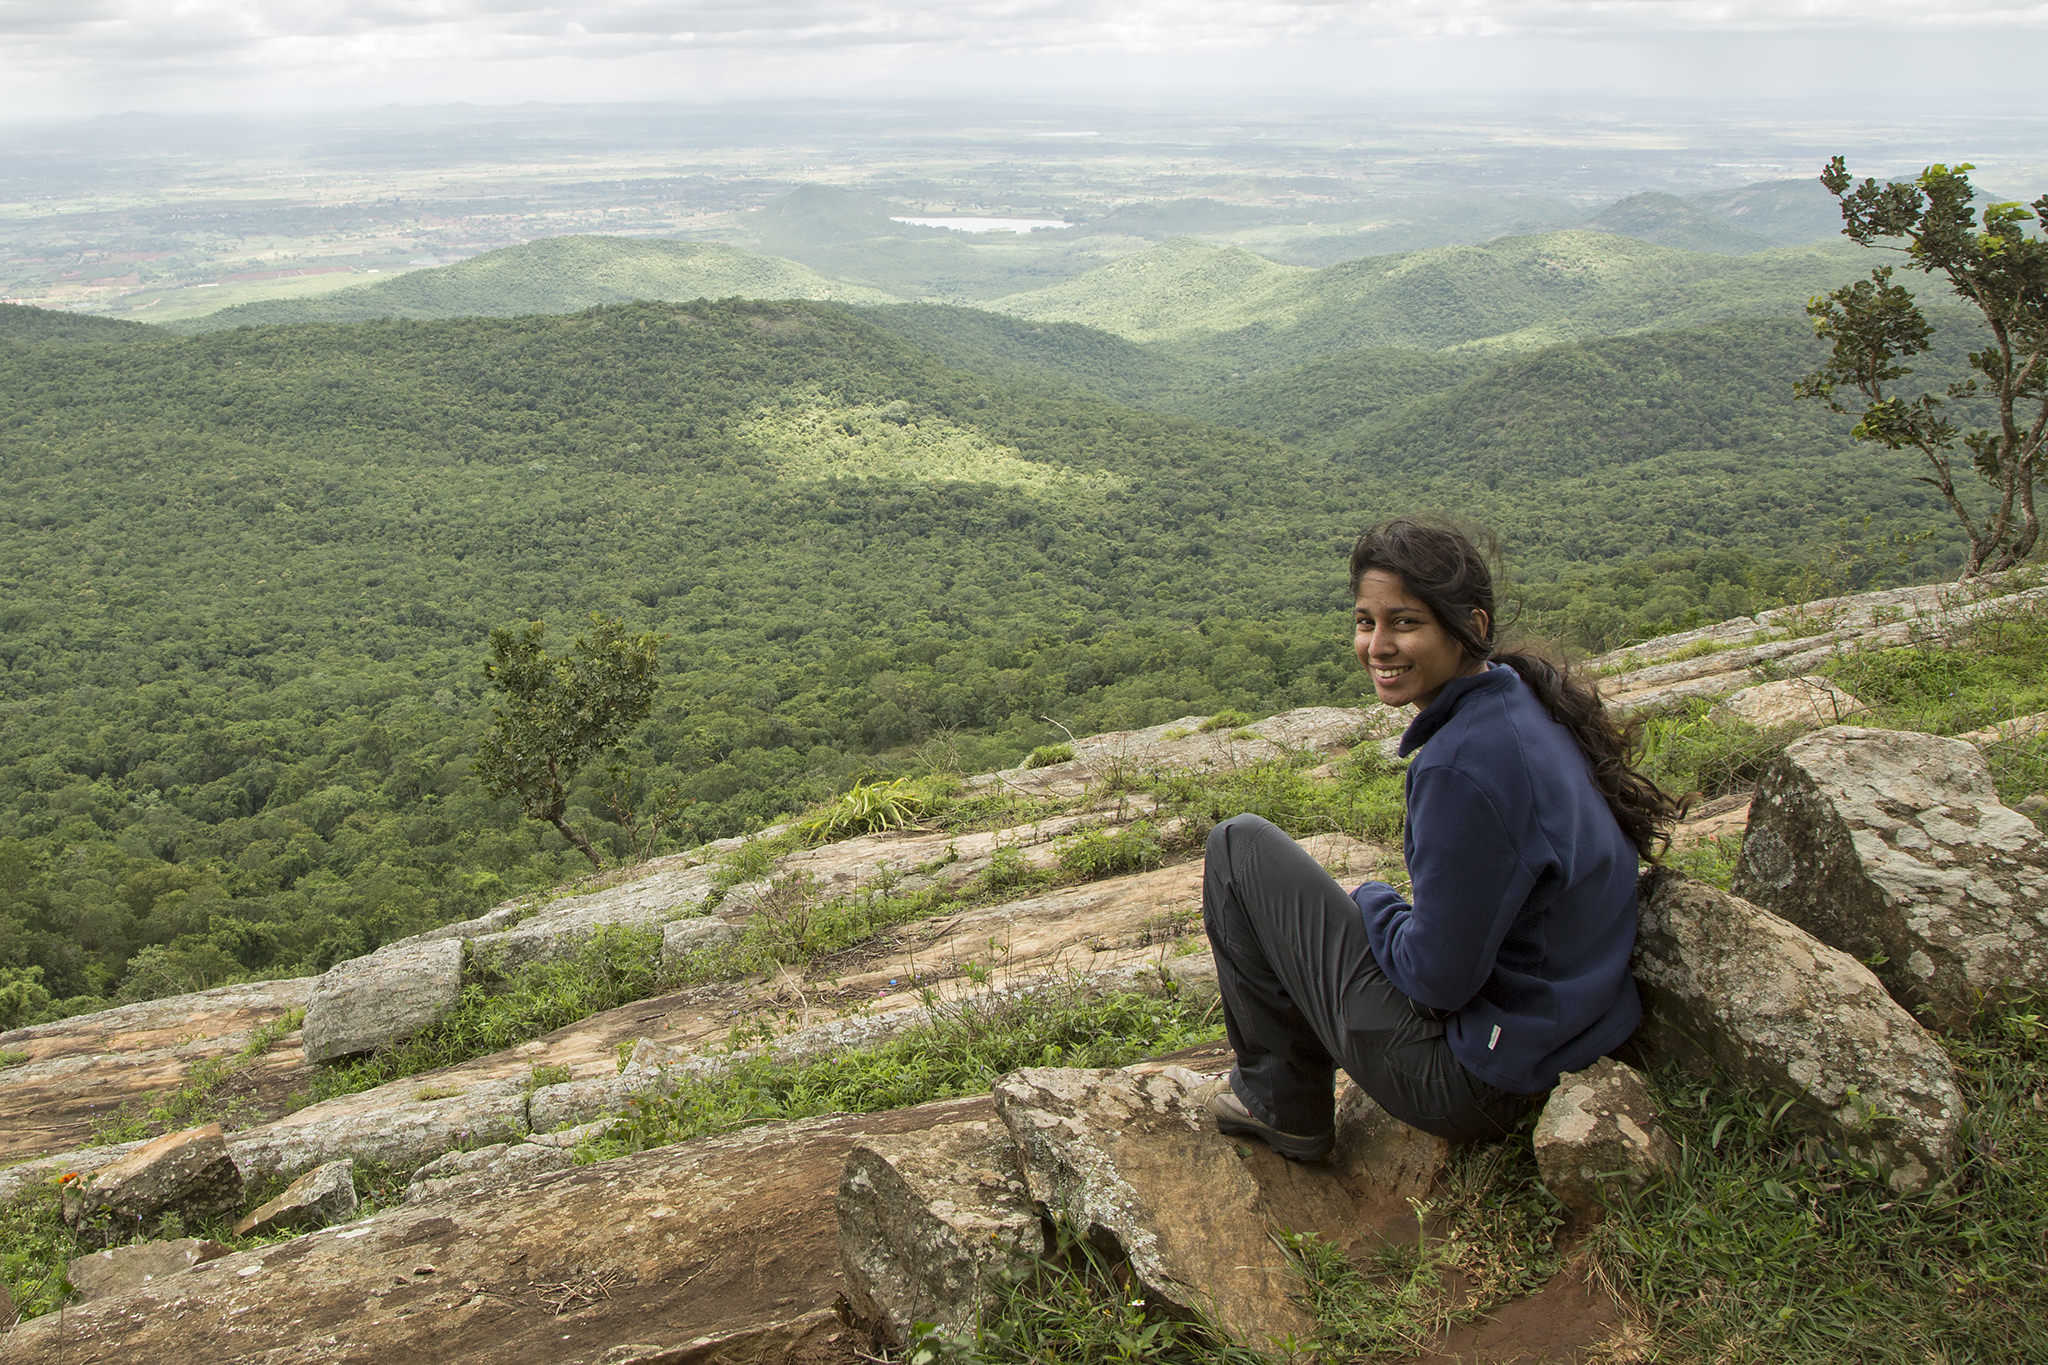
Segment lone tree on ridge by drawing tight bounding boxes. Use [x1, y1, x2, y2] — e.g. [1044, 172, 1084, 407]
[477, 613, 661, 869]
[1797, 156, 2047, 576]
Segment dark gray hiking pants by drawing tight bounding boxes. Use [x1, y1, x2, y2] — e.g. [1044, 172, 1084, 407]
[1201, 813, 1538, 1143]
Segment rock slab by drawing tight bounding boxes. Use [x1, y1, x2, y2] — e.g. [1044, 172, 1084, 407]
[235, 1159, 357, 1236]
[1734, 726, 2048, 1029]
[7, 1100, 985, 1364]
[67, 1238, 231, 1302]
[837, 1118, 1043, 1348]
[1633, 873, 1965, 1193]
[1709, 676, 1867, 732]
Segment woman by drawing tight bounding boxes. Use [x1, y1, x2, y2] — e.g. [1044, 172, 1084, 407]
[1201, 518, 1682, 1156]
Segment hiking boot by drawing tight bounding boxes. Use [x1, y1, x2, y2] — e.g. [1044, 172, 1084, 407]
[1196, 1077, 1333, 1162]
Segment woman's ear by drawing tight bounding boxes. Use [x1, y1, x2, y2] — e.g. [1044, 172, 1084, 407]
[1470, 608, 1491, 644]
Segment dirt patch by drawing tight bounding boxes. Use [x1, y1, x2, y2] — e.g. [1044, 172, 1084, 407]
[1409, 1260, 1627, 1365]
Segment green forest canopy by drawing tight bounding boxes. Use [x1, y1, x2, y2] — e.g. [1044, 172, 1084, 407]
[0, 239, 1964, 1021]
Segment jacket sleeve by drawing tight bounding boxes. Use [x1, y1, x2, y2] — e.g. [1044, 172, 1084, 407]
[1353, 764, 1539, 1012]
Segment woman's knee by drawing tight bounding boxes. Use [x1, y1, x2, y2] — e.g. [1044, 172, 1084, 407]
[1206, 812, 1279, 864]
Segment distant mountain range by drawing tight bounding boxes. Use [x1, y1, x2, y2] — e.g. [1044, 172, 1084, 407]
[164, 176, 1859, 336]
[171, 237, 897, 333]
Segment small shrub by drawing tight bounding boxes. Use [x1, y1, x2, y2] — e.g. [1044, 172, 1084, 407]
[1024, 742, 1075, 768]
[1985, 732, 2048, 829]
[797, 777, 928, 844]
[526, 1062, 572, 1090]
[1054, 822, 1166, 879]
[976, 844, 1049, 897]
[709, 834, 786, 901]
[0, 1047, 27, 1069]
[1663, 833, 1744, 890]
[1199, 710, 1253, 733]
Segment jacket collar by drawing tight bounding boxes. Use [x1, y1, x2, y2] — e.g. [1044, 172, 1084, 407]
[1397, 663, 1512, 757]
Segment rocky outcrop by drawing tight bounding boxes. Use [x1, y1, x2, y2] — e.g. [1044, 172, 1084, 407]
[1533, 1059, 1677, 1219]
[301, 939, 465, 1064]
[1733, 726, 2048, 1029]
[837, 1119, 1042, 1349]
[0, 977, 311, 1164]
[235, 1159, 357, 1236]
[1632, 873, 1965, 1193]
[5, 1099, 985, 1364]
[994, 1065, 1316, 1347]
[228, 1078, 532, 1186]
[61, 1124, 243, 1242]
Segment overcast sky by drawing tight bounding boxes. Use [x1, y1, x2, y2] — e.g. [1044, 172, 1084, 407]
[3, 1, 2045, 121]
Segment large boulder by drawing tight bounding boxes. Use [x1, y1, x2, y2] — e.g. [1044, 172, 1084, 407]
[1632, 873, 1965, 1193]
[1733, 726, 2048, 1028]
[837, 1119, 1042, 1349]
[61, 1123, 243, 1241]
[301, 939, 465, 1064]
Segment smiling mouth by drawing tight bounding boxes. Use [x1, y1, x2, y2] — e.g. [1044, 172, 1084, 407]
[1371, 665, 1409, 681]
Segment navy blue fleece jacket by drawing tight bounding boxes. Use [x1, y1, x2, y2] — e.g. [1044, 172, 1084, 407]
[1350, 665, 1641, 1094]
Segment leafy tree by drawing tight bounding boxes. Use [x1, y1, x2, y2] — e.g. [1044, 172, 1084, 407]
[477, 614, 662, 869]
[1798, 157, 2048, 575]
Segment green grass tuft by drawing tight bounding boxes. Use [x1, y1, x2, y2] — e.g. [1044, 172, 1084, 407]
[582, 986, 1222, 1160]
[910, 1217, 1267, 1364]
[1589, 1002, 2048, 1362]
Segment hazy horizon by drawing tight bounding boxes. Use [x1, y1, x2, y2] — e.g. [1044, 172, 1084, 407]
[6, 1, 2045, 125]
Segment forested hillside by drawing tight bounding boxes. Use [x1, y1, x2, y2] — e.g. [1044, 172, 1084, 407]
[0, 203, 1982, 1025]
[0, 299, 1358, 1018]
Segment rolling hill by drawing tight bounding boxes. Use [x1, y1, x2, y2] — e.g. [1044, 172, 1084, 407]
[989, 230, 1874, 368]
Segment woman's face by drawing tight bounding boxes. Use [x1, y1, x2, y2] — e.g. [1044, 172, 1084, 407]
[1353, 570, 1485, 709]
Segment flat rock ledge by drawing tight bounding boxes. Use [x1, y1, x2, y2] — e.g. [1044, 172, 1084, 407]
[1633, 873, 1965, 1193]
[5, 1101, 984, 1364]
[1733, 725, 2048, 1029]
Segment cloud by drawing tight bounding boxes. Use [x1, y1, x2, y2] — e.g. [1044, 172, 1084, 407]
[4, 0, 2044, 114]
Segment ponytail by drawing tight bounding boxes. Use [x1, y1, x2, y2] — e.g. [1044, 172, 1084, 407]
[1494, 650, 1686, 860]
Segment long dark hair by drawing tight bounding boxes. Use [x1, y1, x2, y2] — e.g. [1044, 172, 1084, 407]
[1348, 518, 1684, 859]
